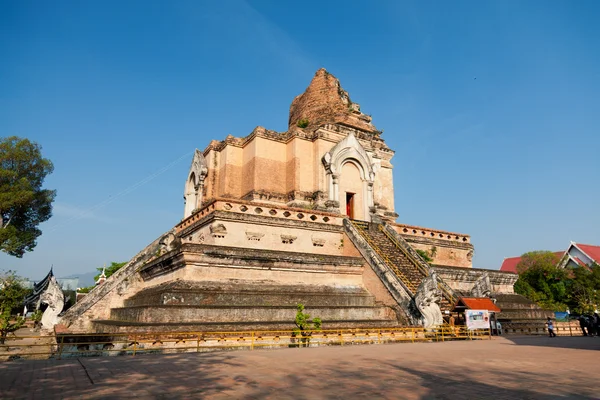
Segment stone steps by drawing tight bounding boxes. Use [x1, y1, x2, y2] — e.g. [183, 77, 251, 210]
[496, 309, 553, 319]
[355, 225, 423, 293]
[101, 279, 400, 332]
[125, 288, 376, 308]
[91, 319, 402, 334]
[353, 222, 453, 312]
[110, 305, 395, 324]
[494, 293, 553, 324]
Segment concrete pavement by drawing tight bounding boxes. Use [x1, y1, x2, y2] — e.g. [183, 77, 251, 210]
[1, 336, 599, 399]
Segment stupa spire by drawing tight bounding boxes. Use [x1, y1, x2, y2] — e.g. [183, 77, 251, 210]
[288, 68, 378, 133]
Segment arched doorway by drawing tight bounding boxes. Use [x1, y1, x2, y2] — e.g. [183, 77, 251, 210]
[339, 161, 364, 220]
[322, 132, 375, 222]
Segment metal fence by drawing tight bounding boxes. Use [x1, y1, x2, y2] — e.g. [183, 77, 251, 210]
[1, 325, 490, 361]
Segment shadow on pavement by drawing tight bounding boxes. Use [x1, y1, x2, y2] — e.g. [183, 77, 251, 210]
[380, 362, 594, 400]
[0, 351, 244, 399]
[501, 335, 600, 351]
[243, 354, 596, 400]
[1, 340, 598, 399]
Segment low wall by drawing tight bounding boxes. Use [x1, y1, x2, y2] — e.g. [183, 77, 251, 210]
[503, 321, 586, 336]
[391, 223, 473, 269]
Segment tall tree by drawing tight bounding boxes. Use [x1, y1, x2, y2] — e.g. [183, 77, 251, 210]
[566, 262, 600, 314]
[0, 136, 56, 257]
[514, 251, 568, 310]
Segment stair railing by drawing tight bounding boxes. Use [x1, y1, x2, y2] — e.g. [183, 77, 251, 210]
[349, 220, 417, 294]
[379, 224, 457, 306]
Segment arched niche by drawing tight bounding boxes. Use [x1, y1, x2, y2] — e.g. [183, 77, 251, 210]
[183, 149, 208, 218]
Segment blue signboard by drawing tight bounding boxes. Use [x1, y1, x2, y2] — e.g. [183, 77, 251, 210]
[554, 312, 569, 321]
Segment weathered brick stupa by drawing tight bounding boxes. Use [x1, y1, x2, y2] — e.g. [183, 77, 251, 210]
[60, 69, 526, 334]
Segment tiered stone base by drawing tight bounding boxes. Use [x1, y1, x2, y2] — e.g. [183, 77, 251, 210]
[92, 281, 400, 333]
[494, 293, 553, 330]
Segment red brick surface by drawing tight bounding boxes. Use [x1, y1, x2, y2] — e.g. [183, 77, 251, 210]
[288, 69, 377, 133]
[1, 336, 599, 399]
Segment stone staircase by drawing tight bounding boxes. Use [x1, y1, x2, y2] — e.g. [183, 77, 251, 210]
[348, 220, 455, 312]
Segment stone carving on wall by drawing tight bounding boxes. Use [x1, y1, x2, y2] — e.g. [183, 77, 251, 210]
[311, 236, 326, 247]
[324, 200, 340, 210]
[162, 294, 185, 305]
[414, 273, 443, 328]
[184, 149, 209, 218]
[210, 223, 227, 238]
[40, 276, 65, 332]
[245, 231, 265, 241]
[281, 234, 296, 244]
[471, 272, 492, 298]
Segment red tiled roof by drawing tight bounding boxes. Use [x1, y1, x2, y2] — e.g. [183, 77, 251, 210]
[456, 297, 501, 313]
[500, 251, 564, 273]
[553, 251, 566, 259]
[575, 243, 600, 264]
[500, 256, 521, 273]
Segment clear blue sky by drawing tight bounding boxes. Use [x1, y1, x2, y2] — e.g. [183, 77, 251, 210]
[1, 1, 599, 281]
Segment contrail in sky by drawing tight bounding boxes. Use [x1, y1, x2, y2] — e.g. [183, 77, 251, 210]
[47, 151, 193, 233]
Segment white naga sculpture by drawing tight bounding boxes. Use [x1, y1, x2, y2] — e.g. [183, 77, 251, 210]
[158, 230, 182, 255]
[414, 273, 443, 328]
[40, 276, 65, 332]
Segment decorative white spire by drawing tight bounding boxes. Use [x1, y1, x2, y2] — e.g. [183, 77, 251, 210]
[95, 265, 107, 285]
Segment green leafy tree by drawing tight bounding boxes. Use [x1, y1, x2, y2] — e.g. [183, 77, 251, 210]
[514, 251, 568, 310]
[0, 136, 56, 257]
[93, 261, 127, 281]
[0, 271, 29, 344]
[565, 262, 600, 314]
[514, 251, 600, 314]
[293, 303, 322, 347]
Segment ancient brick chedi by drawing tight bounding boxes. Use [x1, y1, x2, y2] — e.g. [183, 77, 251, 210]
[61, 69, 520, 333]
[188, 68, 395, 223]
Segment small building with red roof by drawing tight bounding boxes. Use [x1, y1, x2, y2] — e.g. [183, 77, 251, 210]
[454, 297, 501, 313]
[560, 242, 600, 269]
[500, 242, 600, 273]
[500, 251, 564, 273]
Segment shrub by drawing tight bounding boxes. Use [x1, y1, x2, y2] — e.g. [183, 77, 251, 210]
[292, 303, 322, 347]
[297, 118, 309, 128]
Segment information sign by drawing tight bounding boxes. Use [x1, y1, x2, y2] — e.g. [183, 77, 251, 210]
[465, 309, 490, 330]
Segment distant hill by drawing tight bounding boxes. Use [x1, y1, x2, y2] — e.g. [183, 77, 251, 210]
[61, 270, 97, 287]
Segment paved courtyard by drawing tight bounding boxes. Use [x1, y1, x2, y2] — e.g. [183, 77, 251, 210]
[1, 336, 599, 399]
